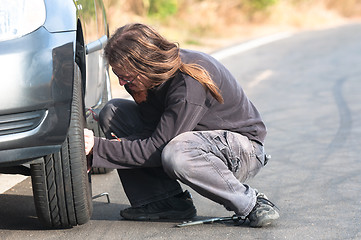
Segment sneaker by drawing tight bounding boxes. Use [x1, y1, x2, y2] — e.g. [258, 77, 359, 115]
[247, 191, 279, 227]
[120, 190, 197, 220]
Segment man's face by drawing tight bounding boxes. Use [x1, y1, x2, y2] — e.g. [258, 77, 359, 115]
[111, 66, 148, 92]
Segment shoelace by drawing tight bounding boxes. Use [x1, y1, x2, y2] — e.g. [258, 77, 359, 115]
[256, 195, 280, 211]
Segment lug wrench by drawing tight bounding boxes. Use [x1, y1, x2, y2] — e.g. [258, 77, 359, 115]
[176, 215, 246, 227]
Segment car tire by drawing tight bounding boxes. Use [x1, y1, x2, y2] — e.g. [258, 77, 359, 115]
[30, 63, 92, 228]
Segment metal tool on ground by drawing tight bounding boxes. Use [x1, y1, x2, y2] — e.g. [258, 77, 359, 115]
[176, 215, 246, 227]
[92, 192, 111, 203]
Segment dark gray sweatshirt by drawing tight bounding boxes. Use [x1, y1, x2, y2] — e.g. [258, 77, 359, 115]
[92, 49, 266, 169]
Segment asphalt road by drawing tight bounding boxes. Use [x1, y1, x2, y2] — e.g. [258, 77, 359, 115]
[1, 22, 361, 240]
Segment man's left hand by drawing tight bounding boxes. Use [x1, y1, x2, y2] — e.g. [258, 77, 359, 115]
[84, 128, 95, 155]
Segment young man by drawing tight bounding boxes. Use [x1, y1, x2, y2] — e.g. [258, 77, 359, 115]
[84, 23, 279, 227]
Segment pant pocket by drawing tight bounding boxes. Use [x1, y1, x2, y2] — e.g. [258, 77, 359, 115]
[214, 132, 242, 173]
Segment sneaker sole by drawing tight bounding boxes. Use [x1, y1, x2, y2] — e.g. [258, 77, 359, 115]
[249, 212, 279, 228]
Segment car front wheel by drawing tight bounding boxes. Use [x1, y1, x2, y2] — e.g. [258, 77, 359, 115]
[30, 63, 92, 228]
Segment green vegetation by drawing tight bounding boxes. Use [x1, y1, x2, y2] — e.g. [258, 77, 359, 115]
[147, 0, 178, 19]
[244, 0, 279, 11]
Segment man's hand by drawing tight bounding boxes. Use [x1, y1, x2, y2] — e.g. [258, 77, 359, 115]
[84, 128, 95, 155]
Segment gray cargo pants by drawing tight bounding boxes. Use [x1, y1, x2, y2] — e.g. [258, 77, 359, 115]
[162, 130, 265, 216]
[99, 98, 265, 216]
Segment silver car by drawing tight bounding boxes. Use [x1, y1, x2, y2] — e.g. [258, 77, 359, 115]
[0, 0, 111, 228]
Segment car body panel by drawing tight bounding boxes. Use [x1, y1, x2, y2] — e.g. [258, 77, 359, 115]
[0, 28, 74, 164]
[43, 0, 77, 33]
[78, 0, 109, 108]
[0, 27, 74, 114]
[0, 0, 110, 166]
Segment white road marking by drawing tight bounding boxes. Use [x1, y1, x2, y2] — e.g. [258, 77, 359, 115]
[0, 174, 28, 194]
[248, 69, 274, 89]
[212, 32, 292, 61]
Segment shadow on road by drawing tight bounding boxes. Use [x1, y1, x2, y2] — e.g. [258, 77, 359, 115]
[0, 193, 131, 230]
[0, 194, 45, 230]
[91, 201, 128, 221]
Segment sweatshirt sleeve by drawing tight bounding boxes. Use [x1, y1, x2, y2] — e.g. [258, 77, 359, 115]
[91, 80, 208, 169]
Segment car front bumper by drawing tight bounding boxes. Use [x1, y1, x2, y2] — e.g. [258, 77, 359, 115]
[0, 26, 76, 165]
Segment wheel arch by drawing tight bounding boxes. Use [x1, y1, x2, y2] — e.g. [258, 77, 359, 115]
[75, 19, 87, 94]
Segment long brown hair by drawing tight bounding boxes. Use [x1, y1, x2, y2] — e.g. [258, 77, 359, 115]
[104, 23, 224, 103]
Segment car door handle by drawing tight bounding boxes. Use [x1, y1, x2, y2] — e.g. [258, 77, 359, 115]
[85, 35, 108, 55]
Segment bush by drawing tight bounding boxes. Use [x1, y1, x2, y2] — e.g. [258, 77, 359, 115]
[147, 0, 178, 19]
[244, 0, 279, 11]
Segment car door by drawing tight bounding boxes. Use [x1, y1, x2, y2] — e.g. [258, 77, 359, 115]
[77, 0, 109, 108]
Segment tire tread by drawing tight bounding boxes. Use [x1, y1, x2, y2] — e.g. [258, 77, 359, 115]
[30, 63, 92, 228]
